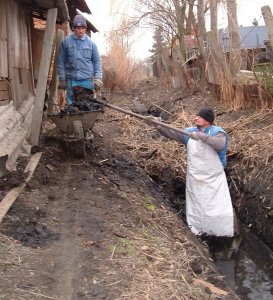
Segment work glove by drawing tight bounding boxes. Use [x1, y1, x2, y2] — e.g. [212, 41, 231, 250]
[58, 80, 66, 89]
[189, 132, 203, 140]
[94, 79, 103, 91]
[189, 131, 200, 141]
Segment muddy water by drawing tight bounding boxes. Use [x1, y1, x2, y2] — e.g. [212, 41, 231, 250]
[211, 231, 273, 300]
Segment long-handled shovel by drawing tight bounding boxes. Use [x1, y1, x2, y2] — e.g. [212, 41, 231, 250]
[93, 97, 190, 136]
[0, 155, 9, 178]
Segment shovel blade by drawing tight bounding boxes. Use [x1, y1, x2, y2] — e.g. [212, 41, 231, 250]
[0, 155, 9, 178]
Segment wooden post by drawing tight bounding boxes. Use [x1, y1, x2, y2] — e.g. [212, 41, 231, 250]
[29, 8, 57, 145]
[48, 29, 64, 114]
[261, 6, 273, 47]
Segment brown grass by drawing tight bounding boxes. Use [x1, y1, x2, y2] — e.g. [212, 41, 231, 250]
[102, 189, 228, 299]
[211, 71, 273, 111]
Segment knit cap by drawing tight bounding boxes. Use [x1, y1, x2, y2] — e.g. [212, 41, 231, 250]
[197, 107, 215, 124]
[73, 15, 87, 28]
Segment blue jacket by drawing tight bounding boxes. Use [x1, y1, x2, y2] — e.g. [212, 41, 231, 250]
[57, 33, 102, 81]
[183, 125, 228, 167]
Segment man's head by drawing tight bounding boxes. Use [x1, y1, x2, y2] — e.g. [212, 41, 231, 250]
[73, 15, 87, 38]
[194, 107, 215, 128]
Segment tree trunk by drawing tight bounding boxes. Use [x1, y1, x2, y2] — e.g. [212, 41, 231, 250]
[227, 0, 241, 76]
[197, 0, 207, 88]
[261, 6, 273, 49]
[210, 0, 217, 40]
[207, 0, 219, 83]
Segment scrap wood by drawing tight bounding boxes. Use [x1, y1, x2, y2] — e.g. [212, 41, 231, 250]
[193, 278, 228, 296]
[0, 152, 42, 224]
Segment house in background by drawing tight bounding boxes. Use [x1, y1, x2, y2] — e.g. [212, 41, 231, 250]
[218, 25, 269, 70]
[0, 0, 97, 172]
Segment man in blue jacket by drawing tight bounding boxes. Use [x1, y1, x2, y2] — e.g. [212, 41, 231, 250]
[57, 15, 103, 104]
[147, 108, 234, 237]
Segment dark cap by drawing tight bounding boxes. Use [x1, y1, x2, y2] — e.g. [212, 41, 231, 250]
[197, 107, 215, 124]
[73, 15, 87, 28]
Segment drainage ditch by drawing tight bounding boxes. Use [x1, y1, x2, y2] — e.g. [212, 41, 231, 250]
[154, 174, 273, 300]
[210, 224, 273, 300]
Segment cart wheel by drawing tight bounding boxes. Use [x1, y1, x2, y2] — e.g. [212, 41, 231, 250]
[73, 120, 84, 139]
[73, 121, 85, 158]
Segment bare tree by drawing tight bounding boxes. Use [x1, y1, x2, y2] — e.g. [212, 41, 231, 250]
[196, 0, 207, 87]
[226, 0, 241, 75]
[132, 0, 198, 85]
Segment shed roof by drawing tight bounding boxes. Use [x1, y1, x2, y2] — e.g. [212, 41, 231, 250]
[66, 0, 91, 15]
[20, 0, 98, 33]
[19, 0, 69, 23]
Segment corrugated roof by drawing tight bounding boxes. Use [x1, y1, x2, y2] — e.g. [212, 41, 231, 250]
[218, 26, 269, 51]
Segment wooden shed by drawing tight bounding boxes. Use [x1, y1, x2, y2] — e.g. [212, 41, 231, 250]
[0, 0, 96, 171]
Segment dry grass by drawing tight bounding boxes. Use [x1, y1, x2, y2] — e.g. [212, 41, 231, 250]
[0, 233, 34, 266]
[207, 54, 273, 111]
[109, 106, 273, 184]
[223, 110, 273, 167]
[112, 113, 188, 181]
[101, 192, 229, 299]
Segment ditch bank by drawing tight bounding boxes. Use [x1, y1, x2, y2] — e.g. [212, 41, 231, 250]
[0, 131, 239, 299]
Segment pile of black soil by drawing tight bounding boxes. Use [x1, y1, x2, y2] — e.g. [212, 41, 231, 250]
[1, 202, 59, 248]
[56, 100, 104, 115]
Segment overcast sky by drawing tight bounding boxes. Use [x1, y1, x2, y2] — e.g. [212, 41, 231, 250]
[86, 0, 272, 59]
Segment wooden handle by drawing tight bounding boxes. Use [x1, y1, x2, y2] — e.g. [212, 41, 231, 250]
[95, 98, 190, 136]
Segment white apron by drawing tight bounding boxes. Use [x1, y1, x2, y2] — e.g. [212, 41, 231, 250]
[186, 137, 234, 236]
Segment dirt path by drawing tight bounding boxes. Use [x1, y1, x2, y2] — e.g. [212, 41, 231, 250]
[0, 114, 239, 300]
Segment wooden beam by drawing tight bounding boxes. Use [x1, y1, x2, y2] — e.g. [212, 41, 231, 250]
[48, 29, 64, 114]
[0, 91, 9, 100]
[261, 6, 273, 48]
[29, 8, 57, 145]
[0, 152, 42, 224]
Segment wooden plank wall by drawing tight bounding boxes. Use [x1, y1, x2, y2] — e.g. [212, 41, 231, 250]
[32, 29, 45, 81]
[8, 0, 33, 108]
[0, 0, 8, 78]
[0, 80, 10, 106]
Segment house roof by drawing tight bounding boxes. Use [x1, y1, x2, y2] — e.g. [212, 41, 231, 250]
[218, 26, 269, 51]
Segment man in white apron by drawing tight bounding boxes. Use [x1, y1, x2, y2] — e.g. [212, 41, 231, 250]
[148, 108, 234, 237]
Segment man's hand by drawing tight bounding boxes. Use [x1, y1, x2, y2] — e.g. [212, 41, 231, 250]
[189, 132, 200, 140]
[94, 79, 103, 91]
[58, 80, 66, 89]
